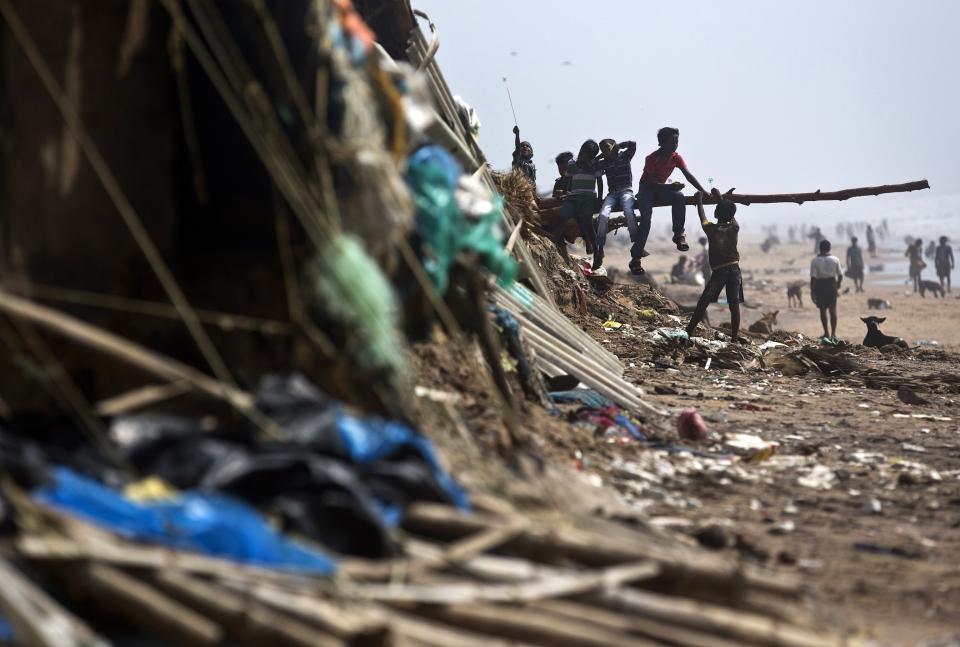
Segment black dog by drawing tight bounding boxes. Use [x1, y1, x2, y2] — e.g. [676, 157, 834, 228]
[867, 298, 891, 310]
[919, 280, 945, 298]
[860, 316, 908, 349]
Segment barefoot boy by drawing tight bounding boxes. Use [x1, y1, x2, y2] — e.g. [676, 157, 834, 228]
[686, 190, 742, 340]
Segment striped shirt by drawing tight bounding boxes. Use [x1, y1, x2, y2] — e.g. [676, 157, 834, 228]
[564, 159, 602, 198]
[599, 141, 636, 191]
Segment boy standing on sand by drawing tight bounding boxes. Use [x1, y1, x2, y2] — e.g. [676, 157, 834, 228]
[633, 127, 709, 275]
[811, 240, 843, 341]
[906, 239, 925, 293]
[686, 190, 742, 341]
[845, 236, 865, 293]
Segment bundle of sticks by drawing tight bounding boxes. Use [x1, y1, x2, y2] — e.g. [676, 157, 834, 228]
[7, 496, 848, 647]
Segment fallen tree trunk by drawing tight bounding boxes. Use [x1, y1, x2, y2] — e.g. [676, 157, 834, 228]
[538, 179, 930, 227]
[679, 179, 929, 206]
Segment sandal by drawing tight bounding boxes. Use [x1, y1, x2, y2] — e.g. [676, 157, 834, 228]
[672, 234, 689, 252]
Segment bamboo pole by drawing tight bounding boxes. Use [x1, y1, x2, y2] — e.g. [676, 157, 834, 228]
[80, 564, 223, 646]
[0, 289, 255, 414]
[149, 572, 345, 647]
[0, 557, 107, 647]
[493, 284, 622, 373]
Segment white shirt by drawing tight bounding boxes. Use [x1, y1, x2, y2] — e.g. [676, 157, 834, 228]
[810, 254, 843, 279]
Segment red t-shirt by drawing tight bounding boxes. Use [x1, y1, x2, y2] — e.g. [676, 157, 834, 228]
[640, 151, 687, 184]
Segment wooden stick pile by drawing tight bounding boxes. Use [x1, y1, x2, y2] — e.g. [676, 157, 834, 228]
[9, 499, 849, 646]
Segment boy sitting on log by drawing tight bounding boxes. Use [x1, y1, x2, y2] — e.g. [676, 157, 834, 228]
[547, 140, 604, 256]
[685, 190, 743, 342]
[594, 139, 638, 273]
[634, 127, 709, 275]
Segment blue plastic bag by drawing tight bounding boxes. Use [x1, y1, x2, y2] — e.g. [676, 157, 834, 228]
[34, 467, 335, 574]
[335, 410, 470, 511]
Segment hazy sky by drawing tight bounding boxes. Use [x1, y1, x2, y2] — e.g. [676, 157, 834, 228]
[412, 0, 959, 236]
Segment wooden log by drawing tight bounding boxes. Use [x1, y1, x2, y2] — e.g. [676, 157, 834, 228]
[692, 180, 930, 206]
[80, 564, 223, 646]
[217, 579, 391, 644]
[392, 602, 662, 647]
[401, 542, 828, 644]
[346, 560, 659, 605]
[149, 571, 345, 647]
[541, 179, 930, 224]
[586, 587, 840, 647]
[0, 557, 107, 647]
[401, 504, 802, 598]
[17, 533, 317, 587]
[382, 607, 541, 647]
[534, 599, 748, 647]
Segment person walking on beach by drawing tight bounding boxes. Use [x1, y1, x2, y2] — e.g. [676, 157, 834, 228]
[845, 236, 865, 293]
[906, 239, 925, 293]
[686, 190, 743, 342]
[808, 226, 824, 254]
[696, 236, 711, 281]
[810, 240, 843, 341]
[866, 224, 877, 258]
[935, 236, 955, 293]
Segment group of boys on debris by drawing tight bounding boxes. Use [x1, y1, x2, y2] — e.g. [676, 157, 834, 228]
[512, 126, 746, 341]
[512, 126, 956, 345]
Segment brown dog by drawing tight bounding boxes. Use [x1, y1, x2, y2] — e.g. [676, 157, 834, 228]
[786, 282, 803, 308]
[748, 310, 779, 334]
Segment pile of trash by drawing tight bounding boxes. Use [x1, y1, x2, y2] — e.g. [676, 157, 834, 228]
[0, 0, 862, 644]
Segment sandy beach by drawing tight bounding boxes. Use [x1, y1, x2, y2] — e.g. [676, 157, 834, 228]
[602, 231, 960, 350]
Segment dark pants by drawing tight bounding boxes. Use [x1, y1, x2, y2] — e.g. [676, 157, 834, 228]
[636, 184, 686, 252]
[548, 194, 596, 251]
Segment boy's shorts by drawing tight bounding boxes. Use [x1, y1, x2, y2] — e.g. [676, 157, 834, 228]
[559, 193, 596, 218]
[701, 265, 744, 304]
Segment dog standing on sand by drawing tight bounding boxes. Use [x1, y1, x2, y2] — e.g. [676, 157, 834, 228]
[919, 279, 945, 298]
[786, 282, 803, 308]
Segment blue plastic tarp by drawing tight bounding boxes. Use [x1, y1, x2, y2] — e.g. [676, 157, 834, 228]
[335, 410, 470, 511]
[34, 467, 336, 575]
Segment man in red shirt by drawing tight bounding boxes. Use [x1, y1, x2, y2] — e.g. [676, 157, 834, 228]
[631, 127, 709, 275]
